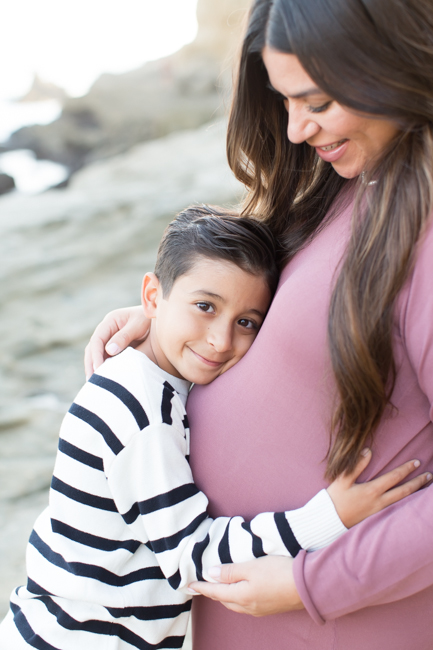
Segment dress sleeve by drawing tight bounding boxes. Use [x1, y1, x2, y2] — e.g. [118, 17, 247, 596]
[107, 419, 346, 592]
[293, 223, 433, 624]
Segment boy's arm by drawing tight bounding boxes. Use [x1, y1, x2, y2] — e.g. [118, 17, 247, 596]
[106, 419, 342, 590]
[106, 412, 426, 592]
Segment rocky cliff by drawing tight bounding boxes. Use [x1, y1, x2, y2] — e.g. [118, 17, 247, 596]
[7, 0, 250, 173]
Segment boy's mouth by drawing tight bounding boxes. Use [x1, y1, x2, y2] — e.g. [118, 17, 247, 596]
[189, 348, 225, 368]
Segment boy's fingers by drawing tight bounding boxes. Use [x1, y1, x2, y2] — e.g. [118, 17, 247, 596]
[380, 471, 432, 507]
[370, 460, 421, 494]
[343, 448, 372, 484]
[187, 580, 244, 604]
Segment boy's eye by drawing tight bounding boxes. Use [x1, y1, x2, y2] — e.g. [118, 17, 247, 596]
[238, 318, 258, 330]
[196, 302, 215, 313]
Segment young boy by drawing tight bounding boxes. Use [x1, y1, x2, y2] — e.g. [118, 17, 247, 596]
[0, 206, 423, 650]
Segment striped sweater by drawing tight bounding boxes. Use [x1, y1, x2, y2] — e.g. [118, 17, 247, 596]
[1, 348, 346, 650]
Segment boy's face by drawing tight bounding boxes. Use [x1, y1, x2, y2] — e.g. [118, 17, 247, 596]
[139, 258, 272, 384]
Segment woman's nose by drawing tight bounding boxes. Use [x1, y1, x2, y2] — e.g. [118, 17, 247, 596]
[286, 106, 320, 144]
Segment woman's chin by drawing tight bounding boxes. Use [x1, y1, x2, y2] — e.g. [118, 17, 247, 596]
[331, 162, 363, 179]
[330, 154, 365, 179]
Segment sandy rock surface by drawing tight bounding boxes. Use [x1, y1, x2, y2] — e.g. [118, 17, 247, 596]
[0, 118, 243, 624]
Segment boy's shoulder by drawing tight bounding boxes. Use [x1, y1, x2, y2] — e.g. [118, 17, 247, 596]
[82, 348, 190, 434]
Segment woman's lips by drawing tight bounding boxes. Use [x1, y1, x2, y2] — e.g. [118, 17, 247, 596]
[314, 139, 349, 163]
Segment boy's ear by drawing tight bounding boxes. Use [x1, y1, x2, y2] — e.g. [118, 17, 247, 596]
[141, 273, 161, 318]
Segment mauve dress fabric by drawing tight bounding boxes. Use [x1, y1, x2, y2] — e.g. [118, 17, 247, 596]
[187, 196, 433, 650]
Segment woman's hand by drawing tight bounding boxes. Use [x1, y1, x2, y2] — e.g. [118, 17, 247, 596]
[187, 556, 303, 616]
[84, 306, 150, 378]
[327, 449, 432, 528]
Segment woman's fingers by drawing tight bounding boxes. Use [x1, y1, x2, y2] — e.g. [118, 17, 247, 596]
[83, 306, 149, 379]
[84, 314, 123, 378]
[103, 307, 150, 354]
[188, 557, 303, 616]
[84, 341, 104, 379]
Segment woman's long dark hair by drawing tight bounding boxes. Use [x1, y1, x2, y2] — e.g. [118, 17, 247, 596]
[227, 0, 433, 478]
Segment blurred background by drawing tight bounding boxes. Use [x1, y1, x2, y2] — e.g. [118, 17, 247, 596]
[0, 0, 250, 639]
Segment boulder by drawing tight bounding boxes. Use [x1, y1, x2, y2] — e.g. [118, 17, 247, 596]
[0, 173, 15, 195]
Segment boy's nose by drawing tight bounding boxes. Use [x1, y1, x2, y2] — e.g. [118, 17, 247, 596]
[207, 323, 233, 353]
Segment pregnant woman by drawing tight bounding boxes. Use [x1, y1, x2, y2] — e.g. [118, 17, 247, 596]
[86, 0, 433, 648]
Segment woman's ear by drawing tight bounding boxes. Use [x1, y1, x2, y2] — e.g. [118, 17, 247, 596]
[141, 273, 161, 319]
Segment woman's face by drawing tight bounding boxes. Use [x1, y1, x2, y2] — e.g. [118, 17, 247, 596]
[262, 46, 400, 179]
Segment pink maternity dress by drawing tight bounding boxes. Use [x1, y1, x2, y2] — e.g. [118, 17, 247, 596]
[187, 194, 433, 650]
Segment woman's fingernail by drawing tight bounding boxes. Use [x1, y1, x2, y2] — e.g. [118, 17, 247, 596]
[426, 473, 432, 481]
[106, 343, 120, 355]
[361, 448, 370, 457]
[414, 460, 421, 468]
[186, 588, 199, 595]
[208, 567, 221, 580]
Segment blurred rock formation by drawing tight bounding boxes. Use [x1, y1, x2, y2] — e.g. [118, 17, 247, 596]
[18, 75, 68, 103]
[7, 0, 250, 173]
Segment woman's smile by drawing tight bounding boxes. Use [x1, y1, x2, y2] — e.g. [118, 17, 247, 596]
[314, 139, 349, 163]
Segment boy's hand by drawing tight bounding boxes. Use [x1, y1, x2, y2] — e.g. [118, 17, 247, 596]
[327, 449, 432, 528]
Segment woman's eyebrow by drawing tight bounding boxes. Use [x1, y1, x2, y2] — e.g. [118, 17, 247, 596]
[266, 81, 324, 99]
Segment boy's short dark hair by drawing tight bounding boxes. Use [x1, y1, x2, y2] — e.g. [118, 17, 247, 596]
[155, 205, 279, 298]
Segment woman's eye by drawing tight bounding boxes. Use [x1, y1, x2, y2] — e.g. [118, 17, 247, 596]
[238, 318, 257, 330]
[308, 101, 332, 114]
[196, 302, 214, 313]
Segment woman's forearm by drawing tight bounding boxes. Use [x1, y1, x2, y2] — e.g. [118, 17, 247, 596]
[294, 484, 433, 623]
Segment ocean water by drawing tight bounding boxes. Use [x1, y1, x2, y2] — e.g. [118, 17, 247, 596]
[0, 99, 68, 194]
[0, 99, 61, 142]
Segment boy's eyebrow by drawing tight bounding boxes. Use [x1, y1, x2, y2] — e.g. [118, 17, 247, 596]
[190, 290, 224, 301]
[190, 290, 266, 318]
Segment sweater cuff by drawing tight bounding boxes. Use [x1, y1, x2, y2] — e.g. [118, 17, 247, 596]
[293, 549, 325, 625]
[289, 489, 347, 552]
